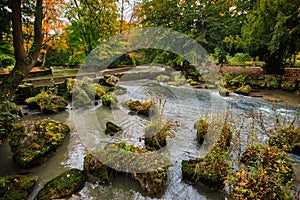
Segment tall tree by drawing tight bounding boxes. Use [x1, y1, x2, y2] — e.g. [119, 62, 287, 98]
[0, 0, 43, 100]
[241, 0, 300, 74]
[65, 0, 118, 64]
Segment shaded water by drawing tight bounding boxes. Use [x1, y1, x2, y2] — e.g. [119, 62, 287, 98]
[0, 79, 299, 200]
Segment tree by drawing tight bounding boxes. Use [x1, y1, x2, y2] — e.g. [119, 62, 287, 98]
[0, 0, 43, 101]
[241, 0, 300, 74]
[65, 0, 119, 64]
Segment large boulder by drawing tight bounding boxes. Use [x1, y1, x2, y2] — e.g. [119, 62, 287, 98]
[25, 91, 67, 113]
[94, 142, 172, 197]
[9, 119, 70, 167]
[36, 168, 87, 200]
[0, 175, 37, 200]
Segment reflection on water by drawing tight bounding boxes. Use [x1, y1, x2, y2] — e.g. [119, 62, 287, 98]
[0, 80, 299, 200]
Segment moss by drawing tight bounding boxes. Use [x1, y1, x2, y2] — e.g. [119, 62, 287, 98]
[195, 119, 209, 145]
[125, 99, 154, 116]
[234, 85, 251, 96]
[101, 93, 119, 109]
[105, 75, 120, 86]
[25, 91, 67, 113]
[0, 175, 37, 200]
[269, 126, 300, 156]
[84, 83, 106, 99]
[36, 169, 87, 200]
[83, 153, 111, 184]
[105, 122, 121, 136]
[9, 119, 70, 167]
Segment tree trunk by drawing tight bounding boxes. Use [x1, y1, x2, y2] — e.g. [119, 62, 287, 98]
[0, 0, 43, 101]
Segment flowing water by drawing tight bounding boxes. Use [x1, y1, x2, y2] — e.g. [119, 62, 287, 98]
[0, 79, 299, 200]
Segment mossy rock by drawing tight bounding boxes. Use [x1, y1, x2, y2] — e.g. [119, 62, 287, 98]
[97, 142, 172, 197]
[83, 82, 106, 99]
[103, 75, 120, 87]
[83, 153, 111, 184]
[125, 100, 154, 116]
[234, 85, 251, 96]
[9, 119, 70, 167]
[195, 119, 208, 145]
[105, 122, 121, 136]
[145, 121, 174, 150]
[241, 145, 294, 184]
[0, 175, 37, 200]
[156, 75, 170, 82]
[25, 91, 67, 113]
[101, 93, 119, 109]
[269, 126, 300, 156]
[36, 168, 87, 200]
[218, 88, 230, 97]
[182, 147, 229, 189]
[182, 123, 232, 189]
[281, 81, 297, 91]
[132, 168, 168, 198]
[0, 101, 23, 143]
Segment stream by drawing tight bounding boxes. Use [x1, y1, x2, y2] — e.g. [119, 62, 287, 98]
[0, 79, 299, 200]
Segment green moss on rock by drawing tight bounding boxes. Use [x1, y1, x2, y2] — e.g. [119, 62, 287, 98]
[9, 119, 70, 167]
[101, 93, 119, 109]
[36, 168, 87, 200]
[234, 85, 251, 96]
[125, 99, 154, 116]
[0, 175, 37, 200]
[265, 75, 281, 89]
[25, 91, 67, 113]
[83, 153, 111, 184]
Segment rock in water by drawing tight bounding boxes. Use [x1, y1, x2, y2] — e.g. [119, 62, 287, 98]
[105, 122, 121, 135]
[36, 169, 87, 200]
[234, 85, 252, 96]
[9, 119, 70, 167]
